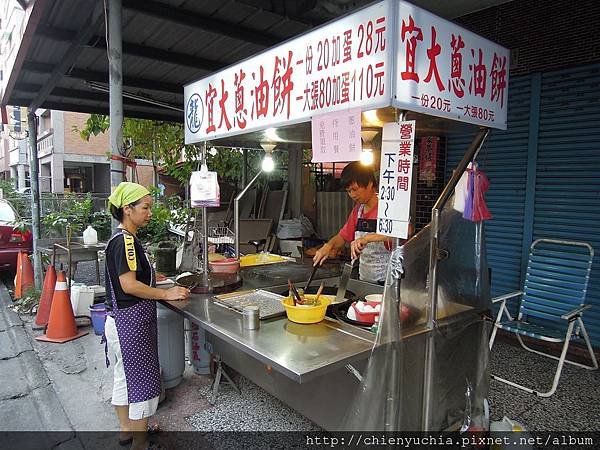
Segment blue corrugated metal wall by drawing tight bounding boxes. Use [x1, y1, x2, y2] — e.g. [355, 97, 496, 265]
[446, 63, 600, 346]
[534, 64, 600, 345]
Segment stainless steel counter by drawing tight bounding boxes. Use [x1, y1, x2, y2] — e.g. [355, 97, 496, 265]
[161, 272, 383, 383]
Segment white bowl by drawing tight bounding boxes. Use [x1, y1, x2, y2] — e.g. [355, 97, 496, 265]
[365, 294, 383, 303]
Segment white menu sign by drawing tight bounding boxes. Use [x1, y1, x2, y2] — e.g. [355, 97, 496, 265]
[377, 120, 415, 238]
[394, 0, 509, 129]
[310, 108, 361, 163]
[185, 1, 392, 143]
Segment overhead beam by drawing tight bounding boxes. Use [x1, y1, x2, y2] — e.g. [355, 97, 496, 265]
[15, 83, 181, 111]
[29, 3, 104, 110]
[122, 0, 281, 47]
[12, 99, 182, 122]
[22, 61, 183, 95]
[36, 25, 226, 72]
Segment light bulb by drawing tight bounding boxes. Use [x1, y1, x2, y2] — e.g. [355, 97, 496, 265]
[261, 154, 275, 172]
[360, 149, 374, 165]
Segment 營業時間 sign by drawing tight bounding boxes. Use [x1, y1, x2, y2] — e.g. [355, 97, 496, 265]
[377, 120, 415, 239]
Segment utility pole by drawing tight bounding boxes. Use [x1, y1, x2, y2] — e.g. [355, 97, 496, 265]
[27, 112, 42, 289]
[109, 0, 124, 229]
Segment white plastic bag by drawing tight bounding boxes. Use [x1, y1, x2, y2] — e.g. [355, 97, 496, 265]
[190, 164, 220, 208]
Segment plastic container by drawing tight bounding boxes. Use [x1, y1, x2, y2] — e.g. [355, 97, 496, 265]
[83, 225, 98, 245]
[157, 303, 185, 389]
[351, 301, 381, 325]
[282, 295, 331, 324]
[208, 257, 240, 273]
[155, 242, 177, 275]
[364, 294, 383, 303]
[71, 284, 95, 317]
[89, 304, 107, 336]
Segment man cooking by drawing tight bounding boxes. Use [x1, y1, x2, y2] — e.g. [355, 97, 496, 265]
[313, 161, 393, 284]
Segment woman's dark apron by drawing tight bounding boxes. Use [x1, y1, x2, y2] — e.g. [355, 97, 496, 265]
[102, 231, 161, 404]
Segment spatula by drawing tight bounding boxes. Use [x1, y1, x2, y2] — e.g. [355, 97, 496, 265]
[334, 259, 355, 304]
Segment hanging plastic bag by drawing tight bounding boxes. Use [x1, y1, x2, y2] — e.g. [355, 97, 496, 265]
[190, 164, 220, 208]
[462, 168, 475, 221]
[472, 169, 492, 221]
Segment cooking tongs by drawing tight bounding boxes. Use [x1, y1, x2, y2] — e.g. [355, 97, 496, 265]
[303, 264, 319, 292]
[288, 279, 303, 305]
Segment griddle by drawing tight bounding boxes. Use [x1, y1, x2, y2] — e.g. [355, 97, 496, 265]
[240, 263, 336, 285]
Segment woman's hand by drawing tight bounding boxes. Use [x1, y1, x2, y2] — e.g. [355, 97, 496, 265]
[163, 286, 191, 301]
[350, 236, 369, 260]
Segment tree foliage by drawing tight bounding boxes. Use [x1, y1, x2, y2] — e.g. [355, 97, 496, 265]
[74, 114, 290, 185]
[73, 114, 201, 184]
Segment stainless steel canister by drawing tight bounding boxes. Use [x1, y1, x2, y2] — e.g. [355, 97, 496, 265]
[242, 305, 260, 330]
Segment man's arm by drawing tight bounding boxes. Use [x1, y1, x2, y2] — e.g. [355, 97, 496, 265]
[312, 233, 346, 266]
[350, 233, 392, 259]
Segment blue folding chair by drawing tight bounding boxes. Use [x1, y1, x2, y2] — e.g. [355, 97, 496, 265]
[489, 238, 598, 397]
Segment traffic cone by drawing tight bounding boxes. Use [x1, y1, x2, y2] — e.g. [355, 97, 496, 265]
[14, 251, 34, 299]
[33, 265, 57, 330]
[36, 271, 88, 343]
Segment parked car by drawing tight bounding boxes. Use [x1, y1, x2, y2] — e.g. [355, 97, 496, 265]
[0, 199, 32, 271]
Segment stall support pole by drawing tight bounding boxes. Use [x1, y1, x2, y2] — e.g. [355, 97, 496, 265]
[201, 143, 209, 275]
[421, 127, 490, 430]
[234, 170, 263, 258]
[108, 0, 124, 232]
[242, 149, 248, 188]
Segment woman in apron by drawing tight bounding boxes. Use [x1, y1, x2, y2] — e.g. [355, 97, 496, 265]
[104, 182, 190, 450]
[313, 162, 393, 284]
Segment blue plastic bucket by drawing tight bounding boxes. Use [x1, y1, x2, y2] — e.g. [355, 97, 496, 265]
[89, 304, 107, 336]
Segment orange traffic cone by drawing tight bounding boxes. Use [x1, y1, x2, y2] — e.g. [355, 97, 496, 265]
[33, 265, 57, 329]
[14, 251, 34, 299]
[36, 271, 88, 343]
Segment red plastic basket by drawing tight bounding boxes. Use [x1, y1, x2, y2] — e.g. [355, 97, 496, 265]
[351, 301, 380, 324]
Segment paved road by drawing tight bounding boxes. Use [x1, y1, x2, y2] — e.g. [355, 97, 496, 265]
[0, 270, 118, 448]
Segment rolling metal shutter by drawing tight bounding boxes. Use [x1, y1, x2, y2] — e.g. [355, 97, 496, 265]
[445, 63, 600, 346]
[534, 64, 600, 345]
[446, 76, 532, 309]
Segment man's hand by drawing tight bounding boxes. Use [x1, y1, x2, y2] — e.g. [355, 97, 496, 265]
[312, 243, 331, 267]
[163, 286, 191, 301]
[350, 236, 368, 260]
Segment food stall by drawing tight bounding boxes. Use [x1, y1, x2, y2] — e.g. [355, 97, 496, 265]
[167, 0, 509, 431]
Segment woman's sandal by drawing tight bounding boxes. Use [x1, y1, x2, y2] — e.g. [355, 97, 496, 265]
[118, 425, 161, 446]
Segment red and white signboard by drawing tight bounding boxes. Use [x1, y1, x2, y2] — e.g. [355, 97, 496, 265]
[394, 0, 509, 129]
[185, 1, 392, 143]
[184, 0, 510, 144]
[377, 121, 415, 239]
[310, 108, 362, 163]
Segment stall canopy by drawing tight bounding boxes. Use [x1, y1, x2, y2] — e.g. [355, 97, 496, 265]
[1, 0, 513, 124]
